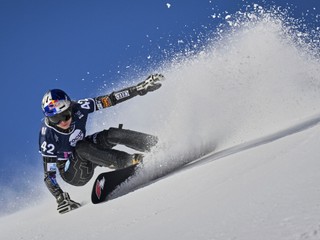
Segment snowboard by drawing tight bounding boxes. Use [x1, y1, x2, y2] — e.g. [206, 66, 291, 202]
[91, 164, 139, 204]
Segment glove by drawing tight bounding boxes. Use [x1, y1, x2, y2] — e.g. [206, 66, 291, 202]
[136, 73, 165, 96]
[56, 192, 81, 214]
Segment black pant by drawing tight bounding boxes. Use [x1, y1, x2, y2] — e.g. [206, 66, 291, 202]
[58, 127, 158, 186]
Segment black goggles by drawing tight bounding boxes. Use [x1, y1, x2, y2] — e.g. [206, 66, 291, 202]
[48, 109, 72, 125]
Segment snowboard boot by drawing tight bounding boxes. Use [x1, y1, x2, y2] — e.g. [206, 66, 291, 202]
[131, 153, 144, 166]
[109, 153, 143, 169]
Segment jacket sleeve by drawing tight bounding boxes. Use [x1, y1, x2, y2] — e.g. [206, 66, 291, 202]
[94, 85, 139, 110]
[93, 74, 163, 110]
[43, 156, 63, 199]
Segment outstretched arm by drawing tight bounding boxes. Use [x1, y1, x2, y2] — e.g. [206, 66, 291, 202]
[94, 74, 164, 110]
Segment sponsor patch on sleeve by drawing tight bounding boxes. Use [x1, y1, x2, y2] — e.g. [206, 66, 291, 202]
[114, 90, 130, 100]
[101, 97, 112, 108]
[96, 97, 112, 109]
[47, 162, 57, 172]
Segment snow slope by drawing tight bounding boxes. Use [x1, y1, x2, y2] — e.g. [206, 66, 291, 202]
[1, 114, 320, 240]
[1, 5, 320, 240]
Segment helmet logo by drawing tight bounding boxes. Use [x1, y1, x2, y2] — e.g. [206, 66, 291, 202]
[47, 100, 59, 110]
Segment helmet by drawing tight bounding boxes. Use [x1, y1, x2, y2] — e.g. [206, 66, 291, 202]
[41, 89, 71, 117]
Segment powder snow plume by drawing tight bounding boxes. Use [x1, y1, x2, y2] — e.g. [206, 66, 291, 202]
[89, 4, 320, 187]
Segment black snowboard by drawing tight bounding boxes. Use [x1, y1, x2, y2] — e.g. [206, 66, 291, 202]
[91, 164, 138, 204]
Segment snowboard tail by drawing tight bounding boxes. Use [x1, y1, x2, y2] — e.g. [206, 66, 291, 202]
[91, 164, 138, 204]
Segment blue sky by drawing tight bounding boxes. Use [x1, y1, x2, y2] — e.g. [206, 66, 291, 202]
[0, 0, 319, 183]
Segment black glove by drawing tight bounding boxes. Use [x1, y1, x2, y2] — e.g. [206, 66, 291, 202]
[56, 192, 81, 214]
[136, 74, 164, 96]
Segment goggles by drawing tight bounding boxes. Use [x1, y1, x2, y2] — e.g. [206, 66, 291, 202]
[48, 108, 72, 125]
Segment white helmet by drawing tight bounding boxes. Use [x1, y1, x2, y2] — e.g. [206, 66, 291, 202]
[41, 89, 71, 118]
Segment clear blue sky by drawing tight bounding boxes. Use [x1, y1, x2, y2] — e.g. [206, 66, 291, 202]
[0, 0, 319, 184]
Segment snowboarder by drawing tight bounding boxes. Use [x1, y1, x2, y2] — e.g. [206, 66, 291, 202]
[39, 74, 164, 214]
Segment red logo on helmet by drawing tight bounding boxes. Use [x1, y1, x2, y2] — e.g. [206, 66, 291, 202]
[48, 100, 59, 110]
